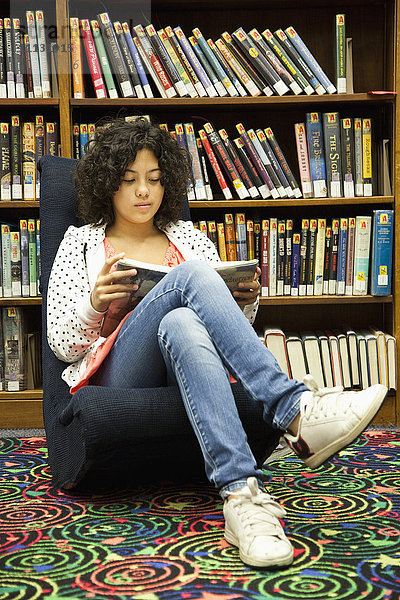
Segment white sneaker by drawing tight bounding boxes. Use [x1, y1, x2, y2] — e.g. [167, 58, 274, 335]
[284, 374, 388, 469]
[223, 477, 294, 567]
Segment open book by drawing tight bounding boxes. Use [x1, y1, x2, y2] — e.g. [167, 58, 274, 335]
[100, 257, 258, 337]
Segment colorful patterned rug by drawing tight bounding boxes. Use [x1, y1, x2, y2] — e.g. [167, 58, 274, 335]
[1, 431, 400, 600]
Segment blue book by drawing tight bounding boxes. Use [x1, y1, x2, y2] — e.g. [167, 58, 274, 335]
[371, 209, 394, 296]
[306, 112, 327, 197]
[79, 124, 88, 157]
[336, 217, 348, 295]
[235, 213, 248, 260]
[291, 232, 300, 296]
[122, 22, 152, 98]
[284, 26, 336, 93]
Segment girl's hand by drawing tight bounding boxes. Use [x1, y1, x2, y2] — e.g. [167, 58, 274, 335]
[233, 267, 261, 307]
[90, 253, 138, 313]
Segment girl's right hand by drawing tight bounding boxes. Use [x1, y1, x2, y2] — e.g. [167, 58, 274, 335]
[90, 253, 138, 313]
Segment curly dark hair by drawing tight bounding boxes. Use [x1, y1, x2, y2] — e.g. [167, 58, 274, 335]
[75, 117, 191, 229]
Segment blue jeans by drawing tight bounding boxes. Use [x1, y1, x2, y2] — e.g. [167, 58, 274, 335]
[92, 261, 306, 497]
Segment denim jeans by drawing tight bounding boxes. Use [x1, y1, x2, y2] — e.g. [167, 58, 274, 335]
[92, 261, 306, 497]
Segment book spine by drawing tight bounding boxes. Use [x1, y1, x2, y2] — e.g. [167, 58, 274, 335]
[10, 115, 22, 200]
[235, 213, 248, 260]
[314, 218, 326, 295]
[115, 21, 144, 97]
[268, 218, 277, 296]
[215, 37, 261, 96]
[362, 118, 373, 196]
[90, 20, 118, 98]
[189, 35, 227, 97]
[256, 129, 292, 197]
[353, 216, 372, 295]
[256, 28, 311, 94]
[28, 219, 37, 295]
[10, 231, 22, 296]
[354, 118, 363, 195]
[98, 13, 134, 98]
[204, 122, 249, 199]
[184, 122, 207, 200]
[232, 27, 286, 95]
[34, 116, 45, 197]
[36, 218, 40, 291]
[80, 19, 107, 99]
[341, 117, 355, 197]
[236, 123, 273, 197]
[291, 232, 300, 295]
[134, 24, 176, 98]
[299, 218, 309, 296]
[175, 123, 195, 200]
[50, 42, 59, 97]
[165, 26, 207, 97]
[306, 218, 317, 295]
[224, 31, 271, 95]
[224, 213, 238, 261]
[233, 137, 268, 197]
[69, 17, 84, 99]
[133, 35, 167, 98]
[196, 137, 213, 199]
[216, 222, 227, 261]
[35, 11, 50, 98]
[0, 122, 11, 200]
[345, 216, 356, 295]
[79, 124, 88, 157]
[284, 219, 293, 295]
[207, 37, 247, 96]
[193, 28, 237, 97]
[4, 18, 15, 98]
[261, 219, 269, 296]
[158, 28, 196, 97]
[123, 23, 153, 98]
[253, 28, 296, 93]
[285, 25, 336, 93]
[26, 11, 42, 97]
[336, 217, 348, 295]
[264, 126, 302, 197]
[323, 111, 343, 197]
[146, 24, 187, 97]
[199, 128, 233, 200]
[247, 128, 281, 197]
[19, 219, 29, 297]
[274, 28, 325, 94]
[328, 218, 340, 294]
[174, 26, 217, 97]
[294, 122, 312, 198]
[219, 128, 258, 198]
[1, 224, 11, 297]
[246, 219, 255, 260]
[371, 209, 394, 296]
[207, 221, 218, 252]
[306, 112, 327, 197]
[335, 14, 346, 94]
[46, 122, 57, 156]
[23, 34, 34, 98]
[12, 19, 25, 98]
[22, 122, 35, 200]
[3, 307, 26, 391]
[0, 20, 6, 97]
[323, 224, 332, 294]
[254, 221, 261, 266]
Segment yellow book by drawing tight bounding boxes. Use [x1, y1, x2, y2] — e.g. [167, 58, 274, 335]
[70, 17, 84, 98]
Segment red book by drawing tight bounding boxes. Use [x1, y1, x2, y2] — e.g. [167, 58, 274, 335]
[80, 19, 107, 98]
[133, 24, 176, 98]
[199, 129, 233, 200]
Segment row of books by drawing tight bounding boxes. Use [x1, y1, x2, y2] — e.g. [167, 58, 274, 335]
[0, 12, 57, 99]
[0, 306, 41, 392]
[1, 219, 40, 298]
[70, 12, 341, 100]
[261, 327, 396, 392]
[0, 116, 59, 201]
[295, 113, 382, 199]
[196, 210, 394, 297]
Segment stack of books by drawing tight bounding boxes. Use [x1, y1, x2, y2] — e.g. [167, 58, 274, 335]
[0, 218, 40, 299]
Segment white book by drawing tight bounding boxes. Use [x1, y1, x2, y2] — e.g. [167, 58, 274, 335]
[385, 333, 397, 390]
[370, 327, 388, 388]
[302, 332, 325, 388]
[346, 328, 360, 389]
[264, 327, 291, 377]
[363, 331, 380, 385]
[337, 331, 352, 389]
[286, 334, 307, 382]
[313, 218, 326, 295]
[353, 216, 372, 296]
[328, 332, 343, 387]
[316, 331, 334, 388]
[356, 332, 370, 389]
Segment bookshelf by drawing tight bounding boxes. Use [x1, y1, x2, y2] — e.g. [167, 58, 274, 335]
[0, 0, 399, 429]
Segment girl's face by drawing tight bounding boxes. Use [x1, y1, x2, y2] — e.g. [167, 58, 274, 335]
[112, 148, 165, 228]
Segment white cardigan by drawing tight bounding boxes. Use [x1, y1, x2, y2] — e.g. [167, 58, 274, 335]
[47, 219, 259, 388]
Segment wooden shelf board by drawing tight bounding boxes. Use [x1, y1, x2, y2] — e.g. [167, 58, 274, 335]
[190, 196, 394, 209]
[71, 93, 395, 108]
[0, 98, 59, 106]
[0, 201, 40, 208]
[0, 297, 42, 306]
[259, 295, 392, 306]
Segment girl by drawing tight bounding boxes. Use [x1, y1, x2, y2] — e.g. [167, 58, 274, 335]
[47, 117, 387, 568]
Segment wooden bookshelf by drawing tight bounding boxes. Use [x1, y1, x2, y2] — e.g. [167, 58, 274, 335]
[0, 0, 399, 429]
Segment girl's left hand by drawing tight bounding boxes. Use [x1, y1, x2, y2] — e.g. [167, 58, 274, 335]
[233, 267, 261, 307]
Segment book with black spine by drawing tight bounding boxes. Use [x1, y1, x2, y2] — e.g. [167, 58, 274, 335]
[328, 218, 340, 294]
[192, 28, 237, 97]
[236, 123, 274, 198]
[0, 20, 6, 97]
[306, 112, 327, 198]
[19, 219, 29, 297]
[247, 128, 282, 197]
[323, 224, 332, 294]
[251, 28, 302, 94]
[299, 218, 309, 296]
[184, 122, 207, 200]
[10, 115, 22, 200]
[264, 126, 302, 197]
[196, 136, 213, 199]
[90, 20, 118, 98]
[323, 111, 343, 197]
[165, 25, 207, 97]
[146, 23, 187, 98]
[173, 26, 217, 97]
[123, 23, 153, 98]
[254, 221, 261, 267]
[256, 129, 292, 197]
[4, 18, 15, 98]
[268, 217, 277, 296]
[114, 21, 144, 98]
[291, 232, 301, 296]
[215, 36, 260, 97]
[222, 30, 272, 96]
[219, 128, 259, 198]
[0, 122, 10, 200]
[72, 123, 80, 160]
[12, 18, 25, 98]
[98, 13, 134, 98]
[340, 117, 355, 197]
[45, 122, 57, 156]
[207, 37, 247, 96]
[207, 221, 218, 252]
[3, 306, 26, 391]
[134, 24, 176, 98]
[233, 137, 268, 198]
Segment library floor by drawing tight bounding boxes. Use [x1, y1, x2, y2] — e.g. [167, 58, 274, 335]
[1, 430, 400, 599]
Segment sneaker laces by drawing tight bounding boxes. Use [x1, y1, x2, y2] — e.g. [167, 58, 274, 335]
[229, 478, 286, 537]
[302, 374, 361, 420]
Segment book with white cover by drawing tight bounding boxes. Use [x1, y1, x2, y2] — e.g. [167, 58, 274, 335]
[263, 327, 291, 377]
[301, 331, 325, 388]
[286, 333, 307, 382]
